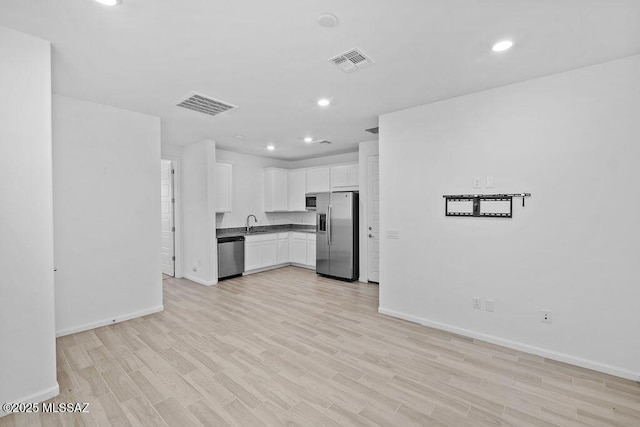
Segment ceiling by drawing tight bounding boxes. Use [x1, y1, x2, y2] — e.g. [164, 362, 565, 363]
[1, 1, 639, 160]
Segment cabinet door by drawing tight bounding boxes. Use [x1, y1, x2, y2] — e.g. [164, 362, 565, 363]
[245, 241, 262, 271]
[264, 168, 289, 212]
[272, 170, 288, 211]
[306, 235, 316, 267]
[331, 164, 359, 190]
[290, 238, 307, 264]
[331, 165, 350, 188]
[306, 167, 330, 193]
[348, 164, 359, 187]
[277, 235, 289, 264]
[288, 169, 307, 211]
[261, 240, 277, 267]
[215, 163, 232, 212]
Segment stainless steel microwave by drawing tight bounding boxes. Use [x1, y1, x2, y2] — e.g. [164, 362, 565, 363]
[305, 194, 317, 211]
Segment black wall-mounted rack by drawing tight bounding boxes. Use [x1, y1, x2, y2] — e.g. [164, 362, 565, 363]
[443, 193, 531, 218]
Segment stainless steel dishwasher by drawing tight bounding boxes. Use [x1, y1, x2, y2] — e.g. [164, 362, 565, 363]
[217, 236, 244, 280]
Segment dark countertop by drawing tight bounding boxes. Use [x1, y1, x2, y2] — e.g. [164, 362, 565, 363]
[217, 224, 316, 239]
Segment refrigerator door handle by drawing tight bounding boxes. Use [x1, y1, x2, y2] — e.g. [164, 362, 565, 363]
[328, 204, 331, 245]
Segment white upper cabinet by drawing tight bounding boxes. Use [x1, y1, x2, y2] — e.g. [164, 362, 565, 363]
[288, 169, 307, 211]
[264, 168, 289, 212]
[306, 167, 331, 193]
[263, 163, 357, 213]
[330, 164, 359, 190]
[215, 162, 233, 212]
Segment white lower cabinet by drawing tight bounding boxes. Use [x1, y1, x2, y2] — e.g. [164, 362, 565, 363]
[245, 231, 316, 273]
[245, 240, 262, 271]
[306, 234, 316, 267]
[262, 240, 277, 267]
[245, 233, 277, 271]
[277, 232, 289, 264]
[289, 232, 308, 265]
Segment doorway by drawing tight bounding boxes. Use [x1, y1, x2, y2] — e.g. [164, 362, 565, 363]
[160, 159, 175, 277]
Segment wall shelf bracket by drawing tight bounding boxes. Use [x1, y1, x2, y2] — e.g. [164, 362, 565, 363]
[442, 193, 531, 218]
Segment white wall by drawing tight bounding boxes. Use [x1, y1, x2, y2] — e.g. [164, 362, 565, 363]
[52, 95, 163, 336]
[358, 140, 379, 282]
[182, 139, 218, 285]
[0, 26, 58, 412]
[379, 55, 640, 380]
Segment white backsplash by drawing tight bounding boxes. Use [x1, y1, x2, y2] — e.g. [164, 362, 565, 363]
[216, 211, 316, 228]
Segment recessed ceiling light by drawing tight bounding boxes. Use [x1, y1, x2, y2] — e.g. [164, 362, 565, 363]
[95, 0, 122, 6]
[317, 13, 339, 28]
[235, 135, 244, 139]
[304, 137, 313, 143]
[317, 98, 331, 107]
[266, 145, 275, 151]
[492, 40, 513, 52]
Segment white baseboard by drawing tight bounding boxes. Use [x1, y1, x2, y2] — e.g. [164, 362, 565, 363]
[378, 307, 640, 382]
[1, 383, 59, 417]
[56, 305, 164, 337]
[289, 263, 315, 271]
[183, 274, 217, 286]
[244, 263, 315, 276]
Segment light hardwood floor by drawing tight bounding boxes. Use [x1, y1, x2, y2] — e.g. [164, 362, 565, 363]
[2, 266, 640, 426]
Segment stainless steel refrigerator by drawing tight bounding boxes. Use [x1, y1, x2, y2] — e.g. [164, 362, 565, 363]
[316, 192, 359, 281]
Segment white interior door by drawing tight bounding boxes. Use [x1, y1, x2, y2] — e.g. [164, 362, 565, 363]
[160, 160, 175, 276]
[367, 155, 380, 283]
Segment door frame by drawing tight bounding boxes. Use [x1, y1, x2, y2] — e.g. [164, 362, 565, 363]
[161, 156, 183, 278]
[358, 146, 380, 284]
[366, 155, 380, 283]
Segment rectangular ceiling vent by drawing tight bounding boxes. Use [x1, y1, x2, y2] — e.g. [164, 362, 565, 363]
[365, 127, 379, 134]
[329, 47, 374, 73]
[176, 92, 237, 117]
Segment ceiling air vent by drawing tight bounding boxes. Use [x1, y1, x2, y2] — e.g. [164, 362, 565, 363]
[329, 47, 374, 73]
[365, 127, 379, 134]
[176, 92, 237, 117]
[318, 140, 332, 144]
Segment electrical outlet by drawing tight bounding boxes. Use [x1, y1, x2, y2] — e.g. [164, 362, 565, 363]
[541, 309, 552, 324]
[485, 299, 495, 312]
[473, 177, 482, 189]
[486, 176, 495, 188]
[472, 297, 482, 310]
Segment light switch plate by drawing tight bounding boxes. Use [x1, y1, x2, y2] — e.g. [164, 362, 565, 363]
[473, 177, 482, 188]
[387, 230, 400, 240]
[486, 176, 495, 188]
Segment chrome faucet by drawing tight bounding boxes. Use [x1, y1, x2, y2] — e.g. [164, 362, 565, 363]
[246, 214, 257, 233]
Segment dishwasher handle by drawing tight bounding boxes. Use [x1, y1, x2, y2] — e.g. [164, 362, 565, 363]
[218, 236, 245, 243]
